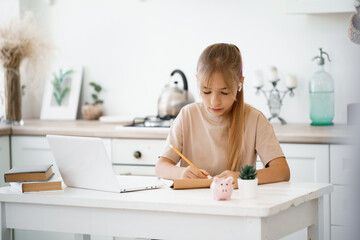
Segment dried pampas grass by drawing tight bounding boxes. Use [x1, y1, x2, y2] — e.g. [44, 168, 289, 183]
[0, 12, 53, 123]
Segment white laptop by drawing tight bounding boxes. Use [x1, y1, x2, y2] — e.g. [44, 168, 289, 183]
[46, 135, 163, 193]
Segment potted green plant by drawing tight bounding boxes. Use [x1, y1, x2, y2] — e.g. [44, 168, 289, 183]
[81, 82, 104, 120]
[238, 165, 258, 199]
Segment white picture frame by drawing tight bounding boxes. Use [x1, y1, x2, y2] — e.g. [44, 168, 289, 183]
[40, 65, 83, 120]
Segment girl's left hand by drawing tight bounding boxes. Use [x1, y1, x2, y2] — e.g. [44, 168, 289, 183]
[215, 170, 240, 188]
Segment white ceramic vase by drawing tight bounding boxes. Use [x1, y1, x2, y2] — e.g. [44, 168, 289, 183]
[238, 178, 258, 199]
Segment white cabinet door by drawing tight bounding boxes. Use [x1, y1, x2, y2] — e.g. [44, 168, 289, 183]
[279, 143, 330, 240]
[0, 136, 10, 187]
[330, 145, 353, 185]
[331, 225, 353, 240]
[331, 185, 351, 226]
[330, 144, 354, 233]
[282, 143, 329, 183]
[11, 135, 58, 174]
[11, 136, 112, 177]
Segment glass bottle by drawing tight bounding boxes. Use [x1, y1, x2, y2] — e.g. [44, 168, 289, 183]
[309, 48, 334, 126]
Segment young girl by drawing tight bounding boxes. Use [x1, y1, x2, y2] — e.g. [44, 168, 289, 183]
[155, 43, 290, 185]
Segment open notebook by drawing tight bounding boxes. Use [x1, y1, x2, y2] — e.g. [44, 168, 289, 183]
[46, 135, 163, 193]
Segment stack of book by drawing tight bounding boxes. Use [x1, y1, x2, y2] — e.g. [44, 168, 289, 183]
[4, 164, 63, 193]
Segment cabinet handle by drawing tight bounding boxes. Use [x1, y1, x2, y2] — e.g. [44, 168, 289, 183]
[133, 151, 142, 159]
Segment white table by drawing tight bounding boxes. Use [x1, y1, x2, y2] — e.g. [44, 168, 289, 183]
[0, 182, 332, 240]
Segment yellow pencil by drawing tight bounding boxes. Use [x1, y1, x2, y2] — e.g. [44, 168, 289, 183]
[170, 144, 209, 178]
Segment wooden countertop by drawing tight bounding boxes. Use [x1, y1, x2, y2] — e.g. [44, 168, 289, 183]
[9, 120, 170, 140]
[1, 119, 352, 144]
[0, 125, 11, 136]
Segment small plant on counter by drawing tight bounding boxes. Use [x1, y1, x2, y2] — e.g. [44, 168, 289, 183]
[238, 164, 258, 199]
[85, 82, 103, 105]
[239, 165, 258, 180]
[82, 82, 104, 120]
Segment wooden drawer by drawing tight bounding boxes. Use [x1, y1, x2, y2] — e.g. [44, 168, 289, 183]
[330, 145, 353, 185]
[331, 185, 351, 226]
[112, 139, 165, 166]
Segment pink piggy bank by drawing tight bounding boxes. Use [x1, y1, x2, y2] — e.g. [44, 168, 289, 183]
[210, 176, 234, 201]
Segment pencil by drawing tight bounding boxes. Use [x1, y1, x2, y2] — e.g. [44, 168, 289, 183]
[169, 144, 209, 178]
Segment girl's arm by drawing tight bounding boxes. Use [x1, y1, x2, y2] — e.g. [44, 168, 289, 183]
[216, 157, 290, 185]
[155, 157, 209, 180]
[256, 157, 290, 185]
[155, 157, 183, 179]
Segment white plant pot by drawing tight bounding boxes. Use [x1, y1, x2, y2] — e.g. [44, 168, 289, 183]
[238, 178, 258, 199]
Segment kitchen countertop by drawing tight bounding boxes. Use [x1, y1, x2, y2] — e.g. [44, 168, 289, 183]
[0, 119, 352, 144]
[0, 125, 11, 136]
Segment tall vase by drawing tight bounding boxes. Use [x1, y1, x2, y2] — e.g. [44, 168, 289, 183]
[3, 67, 23, 125]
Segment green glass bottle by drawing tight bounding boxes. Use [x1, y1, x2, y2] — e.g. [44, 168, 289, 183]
[309, 48, 334, 126]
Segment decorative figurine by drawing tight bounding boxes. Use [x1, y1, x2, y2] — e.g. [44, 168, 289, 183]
[210, 176, 234, 201]
[253, 67, 297, 125]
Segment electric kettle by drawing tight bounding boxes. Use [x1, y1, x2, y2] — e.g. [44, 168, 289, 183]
[158, 69, 194, 119]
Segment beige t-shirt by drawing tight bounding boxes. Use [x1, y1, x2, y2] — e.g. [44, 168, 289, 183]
[159, 102, 284, 176]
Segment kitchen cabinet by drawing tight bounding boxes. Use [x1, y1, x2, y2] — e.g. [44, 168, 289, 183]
[278, 143, 330, 240]
[0, 136, 10, 187]
[282, 143, 329, 182]
[11, 136, 59, 174]
[331, 225, 351, 240]
[11, 136, 112, 172]
[284, 0, 354, 14]
[330, 144, 353, 239]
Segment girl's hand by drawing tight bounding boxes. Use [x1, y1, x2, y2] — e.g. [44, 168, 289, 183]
[181, 165, 209, 179]
[215, 170, 240, 187]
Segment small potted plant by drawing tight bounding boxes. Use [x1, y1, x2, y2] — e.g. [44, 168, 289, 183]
[238, 165, 258, 199]
[81, 82, 104, 120]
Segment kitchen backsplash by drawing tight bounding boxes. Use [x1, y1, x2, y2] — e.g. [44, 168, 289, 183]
[1, 0, 359, 124]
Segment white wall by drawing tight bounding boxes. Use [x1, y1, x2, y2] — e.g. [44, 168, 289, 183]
[10, 0, 360, 123]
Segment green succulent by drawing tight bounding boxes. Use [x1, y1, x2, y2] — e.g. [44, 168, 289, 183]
[239, 165, 258, 180]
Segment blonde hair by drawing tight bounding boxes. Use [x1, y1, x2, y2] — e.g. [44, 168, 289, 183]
[197, 43, 245, 171]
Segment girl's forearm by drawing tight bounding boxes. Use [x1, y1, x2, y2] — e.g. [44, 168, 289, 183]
[256, 157, 290, 185]
[155, 158, 184, 180]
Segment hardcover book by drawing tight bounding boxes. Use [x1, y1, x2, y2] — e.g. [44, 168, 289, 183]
[9, 177, 63, 193]
[4, 164, 54, 182]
